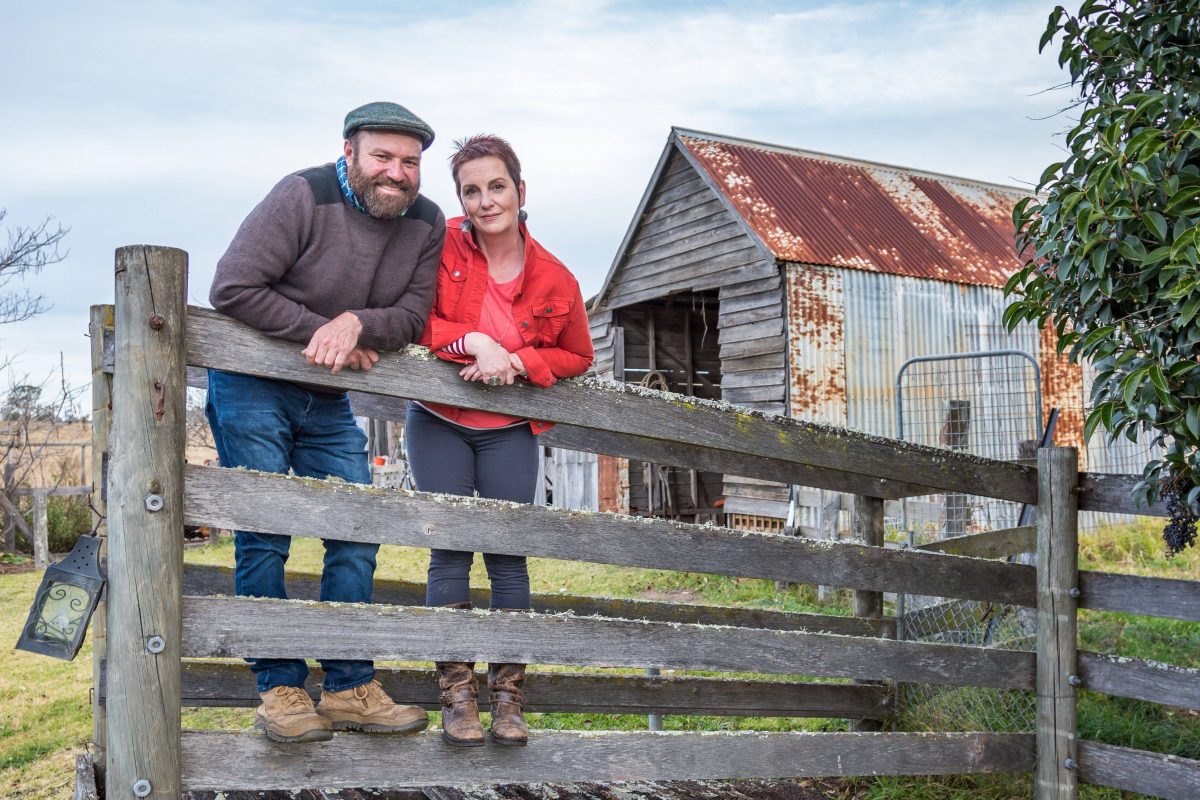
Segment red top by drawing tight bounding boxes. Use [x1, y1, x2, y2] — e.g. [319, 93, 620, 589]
[417, 217, 594, 433]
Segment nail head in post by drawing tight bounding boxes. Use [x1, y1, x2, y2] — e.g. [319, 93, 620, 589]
[144, 494, 164, 512]
[145, 635, 165, 654]
[1068, 674, 1082, 686]
[1064, 758, 1078, 770]
[148, 313, 166, 330]
[132, 778, 153, 797]
[1068, 587, 1081, 598]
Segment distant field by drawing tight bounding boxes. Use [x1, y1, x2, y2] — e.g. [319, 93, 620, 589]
[2, 518, 1195, 799]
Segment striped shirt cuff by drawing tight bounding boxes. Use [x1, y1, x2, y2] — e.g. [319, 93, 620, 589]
[445, 335, 470, 356]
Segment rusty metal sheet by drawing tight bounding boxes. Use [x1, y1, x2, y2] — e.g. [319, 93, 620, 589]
[680, 132, 1025, 288]
[786, 265, 847, 424]
[1038, 322, 1088, 470]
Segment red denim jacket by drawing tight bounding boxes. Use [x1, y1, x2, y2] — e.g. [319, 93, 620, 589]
[416, 217, 594, 433]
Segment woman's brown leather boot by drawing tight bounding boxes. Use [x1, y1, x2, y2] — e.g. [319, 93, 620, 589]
[436, 661, 485, 746]
[434, 603, 484, 747]
[487, 662, 528, 746]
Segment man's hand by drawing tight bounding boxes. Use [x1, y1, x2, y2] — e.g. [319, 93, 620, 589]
[302, 312, 363, 373]
[346, 346, 380, 371]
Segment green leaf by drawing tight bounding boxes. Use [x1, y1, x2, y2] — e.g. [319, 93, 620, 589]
[1141, 210, 1168, 241]
[1117, 235, 1148, 262]
[1084, 406, 1106, 443]
[1187, 405, 1200, 440]
[1079, 325, 1116, 352]
[1181, 295, 1200, 327]
[1148, 364, 1170, 401]
[1129, 163, 1152, 184]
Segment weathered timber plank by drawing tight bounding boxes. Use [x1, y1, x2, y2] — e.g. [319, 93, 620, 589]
[1035, 447, 1079, 800]
[625, 223, 749, 275]
[180, 730, 1036, 790]
[118, 660, 890, 718]
[720, 334, 787, 360]
[720, 350, 787, 372]
[720, 287, 784, 315]
[74, 753, 98, 800]
[723, 385, 785, 403]
[915, 526, 1036, 559]
[181, 597, 1035, 688]
[181, 563, 895, 637]
[720, 272, 781, 298]
[108, 246, 187, 799]
[612, 241, 763, 295]
[606, 260, 779, 309]
[186, 308, 1036, 502]
[1077, 472, 1167, 516]
[640, 192, 726, 230]
[718, 304, 784, 329]
[1077, 740, 1200, 800]
[12, 485, 93, 497]
[632, 210, 742, 255]
[1077, 571, 1199, 622]
[88, 305, 114, 776]
[184, 466, 1037, 605]
[1077, 651, 1200, 712]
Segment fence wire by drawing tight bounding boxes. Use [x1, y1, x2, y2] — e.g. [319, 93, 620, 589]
[894, 351, 1041, 733]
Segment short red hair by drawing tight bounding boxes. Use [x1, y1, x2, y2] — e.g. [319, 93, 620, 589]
[449, 134, 522, 195]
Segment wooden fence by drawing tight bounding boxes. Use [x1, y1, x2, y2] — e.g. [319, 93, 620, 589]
[86, 246, 1199, 799]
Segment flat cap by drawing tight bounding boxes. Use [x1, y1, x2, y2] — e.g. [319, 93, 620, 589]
[343, 102, 435, 150]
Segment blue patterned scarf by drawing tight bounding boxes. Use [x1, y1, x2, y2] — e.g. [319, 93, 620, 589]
[335, 155, 369, 215]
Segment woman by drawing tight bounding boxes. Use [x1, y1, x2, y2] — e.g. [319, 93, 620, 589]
[408, 134, 593, 747]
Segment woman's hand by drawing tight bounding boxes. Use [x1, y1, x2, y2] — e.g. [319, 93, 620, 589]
[459, 336, 518, 384]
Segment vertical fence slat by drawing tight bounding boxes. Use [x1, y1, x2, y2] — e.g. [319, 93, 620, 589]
[32, 490, 49, 568]
[89, 304, 114, 780]
[1036, 446, 1079, 799]
[851, 494, 886, 731]
[106, 247, 187, 799]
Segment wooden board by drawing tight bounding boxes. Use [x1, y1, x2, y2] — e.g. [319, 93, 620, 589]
[914, 526, 1036, 559]
[1035, 447, 1079, 800]
[1077, 472, 1167, 517]
[180, 730, 1035, 791]
[184, 465, 1037, 605]
[181, 596, 1036, 689]
[1077, 651, 1200, 712]
[1077, 740, 1200, 800]
[114, 660, 891, 718]
[1077, 571, 1199, 622]
[181, 563, 895, 637]
[106, 245, 187, 799]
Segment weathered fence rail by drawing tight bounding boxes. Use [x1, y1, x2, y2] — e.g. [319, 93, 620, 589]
[87, 245, 1198, 800]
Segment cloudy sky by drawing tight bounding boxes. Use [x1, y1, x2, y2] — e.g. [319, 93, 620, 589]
[1, 0, 1073, 401]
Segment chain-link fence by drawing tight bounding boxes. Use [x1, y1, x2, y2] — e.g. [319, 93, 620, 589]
[893, 351, 1041, 732]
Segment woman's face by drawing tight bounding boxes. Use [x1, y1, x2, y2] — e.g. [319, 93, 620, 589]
[457, 156, 525, 238]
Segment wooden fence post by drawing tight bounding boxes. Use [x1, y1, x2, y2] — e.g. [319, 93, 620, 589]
[1, 462, 15, 553]
[32, 490, 49, 568]
[106, 246, 187, 799]
[1036, 446, 1079, 799]
[89, 303, 114, 781]
[850, 494, 886, 732]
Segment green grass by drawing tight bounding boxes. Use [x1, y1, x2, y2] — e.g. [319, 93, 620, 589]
[3, 520, 1197, 799]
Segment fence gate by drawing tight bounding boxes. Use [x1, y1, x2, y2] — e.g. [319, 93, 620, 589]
[895, 350, 1042, 733]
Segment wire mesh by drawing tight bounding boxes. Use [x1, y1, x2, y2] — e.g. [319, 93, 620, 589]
[894, 351, 1040, 733]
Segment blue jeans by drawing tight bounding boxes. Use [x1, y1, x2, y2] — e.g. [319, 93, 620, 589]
[205, 369, 377, 693]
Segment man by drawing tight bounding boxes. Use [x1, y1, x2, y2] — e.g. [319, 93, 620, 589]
[206, 102, 445, 743]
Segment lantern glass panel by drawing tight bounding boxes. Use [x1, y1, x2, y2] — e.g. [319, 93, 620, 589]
[31, 583, 92, 649]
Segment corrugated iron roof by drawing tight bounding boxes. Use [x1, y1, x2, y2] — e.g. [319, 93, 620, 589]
[677, 129, 1027, 288]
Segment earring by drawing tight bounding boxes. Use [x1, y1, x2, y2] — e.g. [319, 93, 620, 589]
[461, 219, 473, 232]
[518, 209, 528, 223]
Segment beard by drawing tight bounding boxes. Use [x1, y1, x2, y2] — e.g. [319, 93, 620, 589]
[347, 155, 419, 219]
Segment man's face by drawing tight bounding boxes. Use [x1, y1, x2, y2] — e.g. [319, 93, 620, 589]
[345, 130, 423, 219]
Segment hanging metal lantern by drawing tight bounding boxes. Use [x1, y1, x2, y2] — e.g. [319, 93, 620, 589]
[16, 533, 105, 660]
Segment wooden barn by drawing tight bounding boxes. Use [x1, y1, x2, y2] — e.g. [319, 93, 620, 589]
[573, 128, 1148, 531]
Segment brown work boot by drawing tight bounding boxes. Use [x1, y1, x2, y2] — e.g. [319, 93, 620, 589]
[254, 685, 333, 743]
[488, 662, 528, 746]
[437, 661, 485, 747]
[318, 679, 428, 733]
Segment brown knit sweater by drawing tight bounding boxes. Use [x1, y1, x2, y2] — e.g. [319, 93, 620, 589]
[210, 163, 445, 350]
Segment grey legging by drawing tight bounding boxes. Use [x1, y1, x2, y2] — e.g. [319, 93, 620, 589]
[405, 403, 539, 609]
